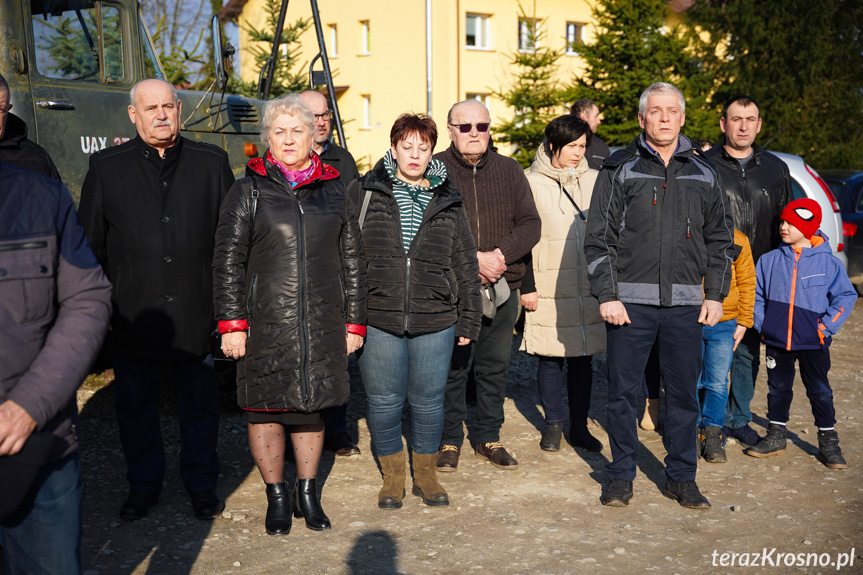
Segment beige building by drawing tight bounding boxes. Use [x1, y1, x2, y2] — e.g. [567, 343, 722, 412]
[231, 0, 598, 166]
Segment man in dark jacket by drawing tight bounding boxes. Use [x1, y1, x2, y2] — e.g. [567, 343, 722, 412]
[704, 96, 791, 447]
[0, 74, 61, 179]
[300, 89, 362, 457]
[434, 100, 541, 472]
[572, 98, 611, 170]
[0, 162, 112, 574]
[585, 83, 734, 509]
[79, 79, 235, 521]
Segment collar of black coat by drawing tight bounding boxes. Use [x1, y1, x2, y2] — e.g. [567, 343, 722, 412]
[135, 134, 182, 162]
[246, 149, 339, 189]
[0, 113, 28, 148]
[715, 137, 763, 166]
[445, 142, 490, 170]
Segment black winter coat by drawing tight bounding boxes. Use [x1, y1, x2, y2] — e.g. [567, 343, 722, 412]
[703, 142, 791, 263]
[213, 154, 367, 412]
[585, 134, 734, 307]
[0, 114, 61, 180]
[347, 158, 481, 341]
[79, 136, 234, 359]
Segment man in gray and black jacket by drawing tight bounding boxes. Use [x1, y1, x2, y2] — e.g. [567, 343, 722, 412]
[585, 83, 734, 510]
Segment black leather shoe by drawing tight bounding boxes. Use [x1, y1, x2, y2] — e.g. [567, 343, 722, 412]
[540, 424, 563, 452]
[570, 424, 603, 452]
[663, 480, 711, 509]
[190, 490, 223, 520]
[265, 482, 292, 535]
[292, 478, 331, 531]
[324, 432, 361, 456]
[120, 490, 159, 521]
[601, 479, 633, 507]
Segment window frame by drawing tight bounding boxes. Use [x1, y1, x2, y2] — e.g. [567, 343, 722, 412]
[465, 13, 491, 50]
[360, 20, 370, 55]
[328, 23, 338, 57]
[518, 17, 540, 53]
[565, 22, 583, 56]
[362, 94, 371, 129]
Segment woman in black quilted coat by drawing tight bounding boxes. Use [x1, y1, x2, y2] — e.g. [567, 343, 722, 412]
[213, 94, 366, 536]
[350, 113, 481, 511]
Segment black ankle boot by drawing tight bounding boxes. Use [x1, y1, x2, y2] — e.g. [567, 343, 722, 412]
[292, 478, 331, 531]
[264, 482, 292, 535]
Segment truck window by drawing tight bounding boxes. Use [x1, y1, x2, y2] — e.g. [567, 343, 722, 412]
[139, 12, 166, 80]
[31, 0, 125, 83]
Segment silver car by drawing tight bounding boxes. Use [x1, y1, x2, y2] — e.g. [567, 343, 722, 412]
[770, 151, 848, 268]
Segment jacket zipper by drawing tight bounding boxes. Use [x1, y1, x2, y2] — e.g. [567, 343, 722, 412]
[570, 169, 587, 349]
[295, 194, 311, 410]
[0, 241, 48, 252]
[786, 249, 801, 350]
[472, 164, 480, 248]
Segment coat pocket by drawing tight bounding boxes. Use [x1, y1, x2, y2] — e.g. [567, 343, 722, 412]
[0, 240, 55, 324]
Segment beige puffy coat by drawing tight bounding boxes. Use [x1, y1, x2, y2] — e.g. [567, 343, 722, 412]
[520, 144, 606, 357]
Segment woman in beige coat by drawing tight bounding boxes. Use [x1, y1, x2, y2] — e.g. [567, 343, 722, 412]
[520, 115, 606, 452]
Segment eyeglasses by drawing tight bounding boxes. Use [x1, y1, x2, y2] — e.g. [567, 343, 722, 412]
[313, 110, 334, 121]
[449, 122, 490, 133]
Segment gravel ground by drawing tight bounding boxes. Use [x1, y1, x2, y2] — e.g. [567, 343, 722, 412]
[3, 305, 862, 575]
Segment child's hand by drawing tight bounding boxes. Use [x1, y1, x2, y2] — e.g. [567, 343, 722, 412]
[732, 324, 747, 351]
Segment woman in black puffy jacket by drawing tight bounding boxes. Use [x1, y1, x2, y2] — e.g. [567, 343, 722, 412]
[349, 113, 481, 510]
[213, 93, 366, 536]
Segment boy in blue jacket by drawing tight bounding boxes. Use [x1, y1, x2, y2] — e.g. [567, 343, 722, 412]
[746, 198, 856, 468]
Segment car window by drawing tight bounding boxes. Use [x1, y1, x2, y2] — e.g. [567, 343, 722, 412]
[826, 180, 848, 204]
[790, 177, 807, 201]
[856, 184, 863, 213]
[31, 0, 124, 83]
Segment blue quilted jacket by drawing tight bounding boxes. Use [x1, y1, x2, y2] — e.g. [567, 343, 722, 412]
[754, 231, 856, 350]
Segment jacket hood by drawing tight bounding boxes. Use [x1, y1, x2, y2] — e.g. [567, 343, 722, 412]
[363, 154, 460, 202]
[0, 113, 28, 147]
[778, 229, 832, 259]
[530, 142, 590, 182]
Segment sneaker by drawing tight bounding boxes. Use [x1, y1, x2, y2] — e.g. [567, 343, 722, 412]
[744, 423, 787, 458]
[663, 480, 711, 509]
[570, 424, 603, 452]
[724, 424, 761, 446]
[817, 430, 848, 469]
[700, 426, 727, 463]
[540, 423, 563, 452]
[601, 478, 633, 507]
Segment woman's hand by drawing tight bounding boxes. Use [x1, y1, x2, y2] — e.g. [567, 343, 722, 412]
[347, 333, 364, 354]
[521, 291, 538, 311]
[222, 331, 247, 360]
[457, 337, 471, 346]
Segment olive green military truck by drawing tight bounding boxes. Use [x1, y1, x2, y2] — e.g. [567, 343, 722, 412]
[1, 0, 264, 201]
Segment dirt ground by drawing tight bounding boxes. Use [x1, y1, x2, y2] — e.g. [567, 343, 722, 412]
[4, 305, 863, 575]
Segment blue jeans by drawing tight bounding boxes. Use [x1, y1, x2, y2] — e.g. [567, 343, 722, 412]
[0, 452, 81, 575]
[699, 319, 737, 428]
[726, 328, 761, 428]
[113, 354, 220, 494]
[358, 325, 456, 456]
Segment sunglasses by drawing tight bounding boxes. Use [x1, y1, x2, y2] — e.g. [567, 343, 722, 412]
[449, 122, 490, 133]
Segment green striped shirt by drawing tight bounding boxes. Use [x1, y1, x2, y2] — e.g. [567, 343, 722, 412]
[384, 150, 447, 252]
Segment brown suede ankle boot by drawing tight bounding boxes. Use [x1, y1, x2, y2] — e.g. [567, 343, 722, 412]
[377, 451, 406, 509]
[411, 451, 449, 507]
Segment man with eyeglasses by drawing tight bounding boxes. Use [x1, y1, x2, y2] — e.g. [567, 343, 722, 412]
[433, 99, 540, 472]
[300, 90, 359, 184]
[299, 89, 362, 458]
[0, 74, 61, 179]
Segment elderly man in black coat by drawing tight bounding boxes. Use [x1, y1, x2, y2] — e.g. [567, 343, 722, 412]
[79, 79, 235, 521]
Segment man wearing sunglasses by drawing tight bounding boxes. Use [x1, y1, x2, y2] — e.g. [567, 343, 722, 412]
[434, 100, 540, 472]
[300, 90, 359, 184]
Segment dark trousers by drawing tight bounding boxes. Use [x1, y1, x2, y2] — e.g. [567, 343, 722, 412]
[442, 289, 518, 446]
[606, 304, 702, 482]
[765, 346, 835, 428]
[642, 342, 661, 399]
[536, 355, 593, 426]
[726, 327, 762, 428]
[113, 354, 220, 494]
[322, 404, 348, 436]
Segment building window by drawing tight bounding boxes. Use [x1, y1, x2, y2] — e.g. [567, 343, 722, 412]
[362, 94, 371, 129]
[518, 18, 539, 52]
[566, 22, 582, 55]
[465, 14, 490, 49]
[360, 20, 370, 55]
[328, 24, 338, 57]
[466, 93, 490, 112]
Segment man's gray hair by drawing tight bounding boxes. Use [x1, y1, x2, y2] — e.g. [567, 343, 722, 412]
[0, 73, 9, 97]
[447, 99, 490, 125]
[260, 93, 315, 144]
[129, 79, 179, 107]
[638, 82, 685, 116]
